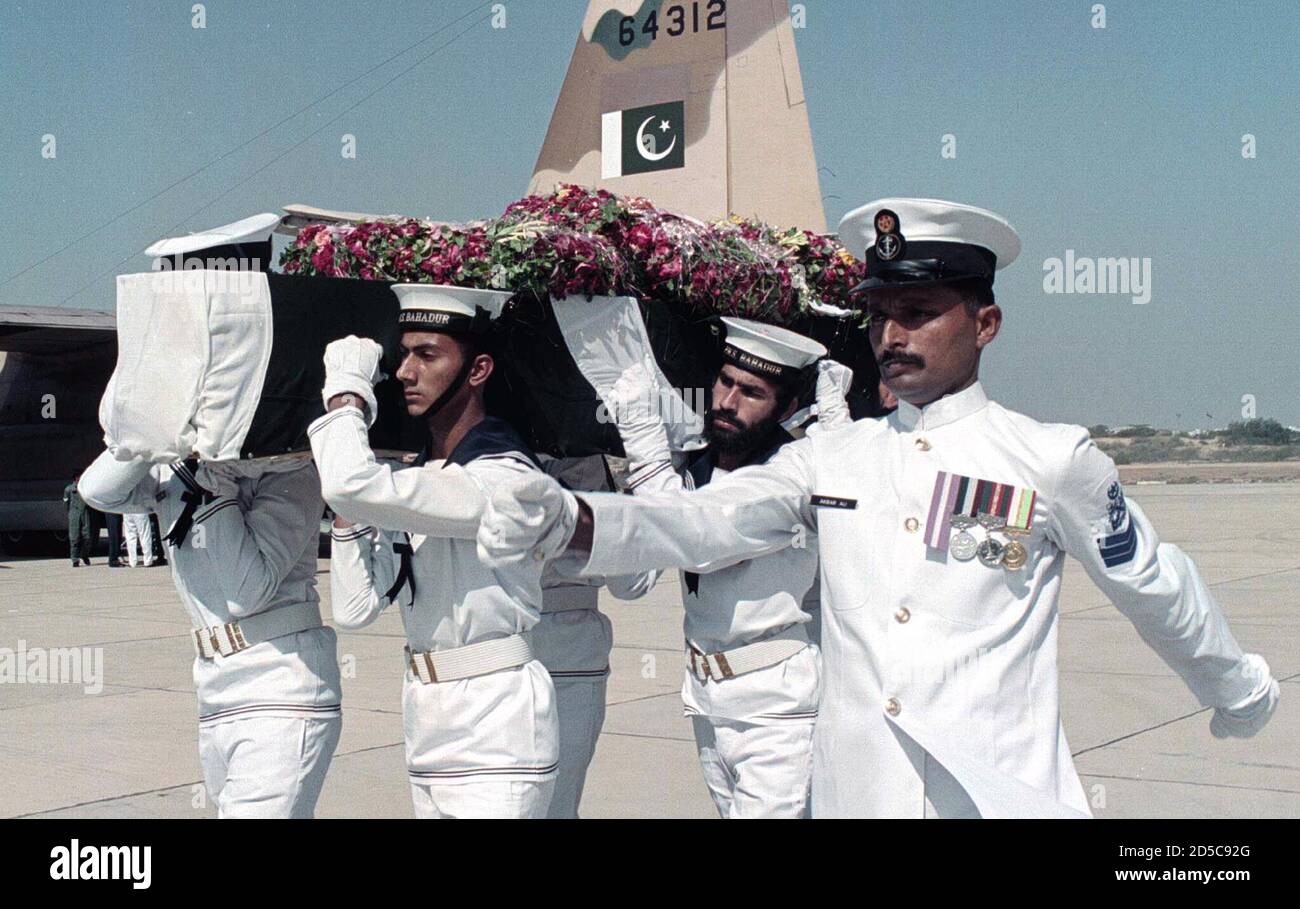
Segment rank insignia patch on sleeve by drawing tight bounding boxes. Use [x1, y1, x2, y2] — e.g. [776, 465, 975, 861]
[1098, 481, 1136, 567]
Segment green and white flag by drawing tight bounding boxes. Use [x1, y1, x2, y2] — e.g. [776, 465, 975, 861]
[601, 100, 685, 178]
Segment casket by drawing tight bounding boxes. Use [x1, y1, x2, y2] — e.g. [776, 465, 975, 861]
[99, 269, 878, 464]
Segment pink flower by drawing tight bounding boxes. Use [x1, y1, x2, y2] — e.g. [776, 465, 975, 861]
[311, 244, 335, 272]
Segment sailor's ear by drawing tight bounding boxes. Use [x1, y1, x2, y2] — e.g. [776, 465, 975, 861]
[974, 304, 1002, 351]
[469, 351, 495, 386]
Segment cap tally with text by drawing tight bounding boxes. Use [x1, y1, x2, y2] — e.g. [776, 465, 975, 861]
[720, 317, 827, 383]
[145, 212, 282, 272]
[836, 198, 1021, 294]
[392, 284, 514, 334]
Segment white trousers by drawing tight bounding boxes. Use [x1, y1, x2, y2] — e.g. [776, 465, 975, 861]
[691, 715, 814, 819]
[123, 513, 153, 566]
[410, 779, 555, 819]
[198, 714, 341, 818]
[547, 675, 608, 819]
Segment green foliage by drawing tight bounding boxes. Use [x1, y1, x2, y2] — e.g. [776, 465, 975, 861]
[1216, 419, 1298, 446]
[1113, 424, 1157, 438]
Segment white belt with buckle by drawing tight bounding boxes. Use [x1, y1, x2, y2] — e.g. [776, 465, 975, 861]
[192, 602, 323, 659]
[688, 624, 809, 683]
[406, 634, 535, 684]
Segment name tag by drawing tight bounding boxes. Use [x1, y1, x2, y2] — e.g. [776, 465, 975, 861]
[812, 494, 857, 510]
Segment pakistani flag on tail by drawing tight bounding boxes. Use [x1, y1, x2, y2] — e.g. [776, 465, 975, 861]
[601, 100, 685, 178]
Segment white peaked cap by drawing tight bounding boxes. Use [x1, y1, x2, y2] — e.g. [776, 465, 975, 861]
[720, 317, 826, 379]
[145, 213, 282, 257]
[837, 198, 1021, 270]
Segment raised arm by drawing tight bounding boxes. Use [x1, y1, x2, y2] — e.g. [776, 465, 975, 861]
[597, 363, 685, 600]
[192, 462, 323, 619]
[78, 449, 160, 514]
[808, 359, 854, 432]
[1047, 429, 1278, 737]
[308, 405, 489, 539]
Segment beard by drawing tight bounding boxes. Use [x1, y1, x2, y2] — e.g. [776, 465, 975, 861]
[704, 407, 782, 458]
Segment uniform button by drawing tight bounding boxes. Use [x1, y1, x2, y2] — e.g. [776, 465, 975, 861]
[915, 437, 932, 451]
[903, 516, 919, 533]
[894, 607, 910, 624]
[885, 697, 902, 716]
[531, 548, 546, 563]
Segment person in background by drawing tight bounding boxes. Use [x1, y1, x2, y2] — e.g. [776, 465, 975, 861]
[123, 511, 155, 568]
[63, 474, 93, 567]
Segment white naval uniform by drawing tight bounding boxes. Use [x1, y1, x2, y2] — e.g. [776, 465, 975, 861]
[123, 512, 154, 566]
[532, 455, 659, 818]
[311, 408, 558, 819]
[627, 435, 822, 819]
[575, 382, 1268, 818]
[79, 453, 342, 818]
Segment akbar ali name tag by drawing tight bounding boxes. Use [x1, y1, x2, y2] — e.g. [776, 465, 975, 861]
[811, 494, 857, 510]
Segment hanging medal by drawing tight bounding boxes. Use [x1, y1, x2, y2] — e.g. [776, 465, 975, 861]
[999, 485, 1037, 570]
[976, 512, 1006, 566]
[949, 514, 979, 561]
[1001, 529, 1029, 569]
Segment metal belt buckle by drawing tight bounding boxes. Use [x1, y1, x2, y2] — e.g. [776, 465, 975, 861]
[192, 629, 213, 659]
[209, 622, 249, 657]
[408, 649, 437, 684]
[712, 652, 735, 680]
[689, 648, 711, 683]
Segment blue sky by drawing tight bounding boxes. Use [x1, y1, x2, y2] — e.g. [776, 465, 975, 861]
[2, 0, 1296, 427]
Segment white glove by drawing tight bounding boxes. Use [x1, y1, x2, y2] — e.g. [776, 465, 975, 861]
[322, 336, 385, 427]
[813, 359, 854, 431]
[1210, 653, 1280, 739]
[606, 363, 671, 467]
[477, 473, 580, 569]
[195, 461, 239, 500]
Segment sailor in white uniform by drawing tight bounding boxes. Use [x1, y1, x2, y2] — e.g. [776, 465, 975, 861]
[311, 285, 558, 819]
[551, 319, 852, 819]
[533, 454, 664, 818]
[478, 199, 1280, 818]
[80, 217, 341, 819]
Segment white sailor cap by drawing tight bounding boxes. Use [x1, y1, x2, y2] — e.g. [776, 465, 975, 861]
[720, 317, 827, 383]
[393, 284, 514, 334]
[836, 198, 1020, 294]
[145, 212, 282, 262]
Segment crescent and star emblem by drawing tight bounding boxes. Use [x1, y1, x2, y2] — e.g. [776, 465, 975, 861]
[636, 115, 677, 161]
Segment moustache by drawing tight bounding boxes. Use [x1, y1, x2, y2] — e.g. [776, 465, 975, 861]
[708, 409, 746, 431]
[878, 351, 925, 369]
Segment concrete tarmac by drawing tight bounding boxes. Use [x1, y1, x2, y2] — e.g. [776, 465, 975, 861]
[1, 482, 1295, 818]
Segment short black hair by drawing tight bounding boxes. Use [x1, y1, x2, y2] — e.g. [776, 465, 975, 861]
[775, 368, 817, 419]
[951, 277, 996, 315]
[445, 329, 499, 363]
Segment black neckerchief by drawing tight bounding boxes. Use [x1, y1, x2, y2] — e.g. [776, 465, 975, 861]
[162, 457, 211, 548]
[683, 426, 795, 595]
[386, 417, 540, 605]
